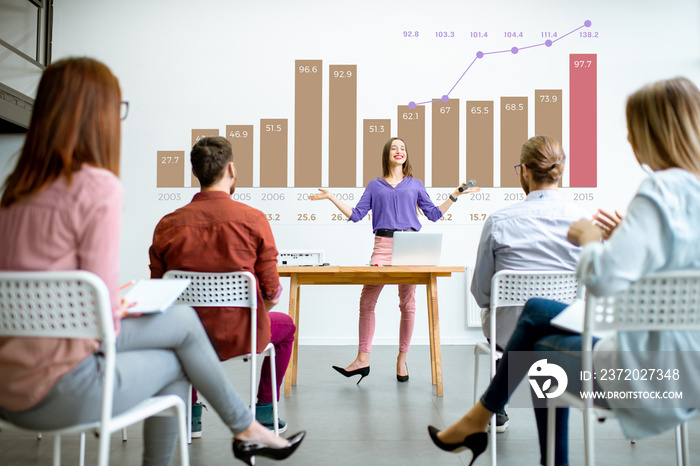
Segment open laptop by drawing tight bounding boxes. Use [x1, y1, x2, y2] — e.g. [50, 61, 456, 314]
[390, 231, 443, 266]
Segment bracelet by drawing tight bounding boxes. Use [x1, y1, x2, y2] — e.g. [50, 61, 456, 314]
[449, 193, 458, 202]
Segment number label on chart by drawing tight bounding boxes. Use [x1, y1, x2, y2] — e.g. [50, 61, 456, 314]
[469, 192, 491, 201]
[229, 130, 249, 138]
[573, 192, 594, 201]
[332, 70, 353, 78]
[297, 213, 317, 222]
[298, 65, 318, 73]
[261, 192, 286, 201]
[157, 193, 182, 201]
[368, 125, 385, 133]
[161, 156, 180, 164]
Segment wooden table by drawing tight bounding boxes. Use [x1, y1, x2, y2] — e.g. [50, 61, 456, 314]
[277, 265, 464, 397]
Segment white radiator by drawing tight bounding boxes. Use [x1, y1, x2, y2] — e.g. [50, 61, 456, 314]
[464, 266, 482, 327]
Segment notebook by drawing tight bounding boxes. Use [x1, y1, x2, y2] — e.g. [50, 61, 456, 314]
[121, 279, 191, 314]
[550, 298, 615, 338]
[390, 232, 443, 266]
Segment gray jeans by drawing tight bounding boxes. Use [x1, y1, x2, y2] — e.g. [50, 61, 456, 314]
[0, 305, 253, 466]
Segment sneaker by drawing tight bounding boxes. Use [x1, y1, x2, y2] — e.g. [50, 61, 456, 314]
[191, 402, 204, 439]
[495, 410, 510, 433]
[255, 403, 288, 434]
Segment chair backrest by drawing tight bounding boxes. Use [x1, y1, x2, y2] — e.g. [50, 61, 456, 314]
[162, 270, 258, 354]
[585, 269, 700, 333]
[490, 270, 582, 310]
[0, 270, 114, 344]
[162, 270, 257, 309]
[580, 269, 700, 411]
[0, 270, 118, 429]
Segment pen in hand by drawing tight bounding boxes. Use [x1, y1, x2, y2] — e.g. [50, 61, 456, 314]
[119, 280, 135, 291]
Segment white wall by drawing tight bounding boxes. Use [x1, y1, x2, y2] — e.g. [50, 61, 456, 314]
[46, 0, 700, 346]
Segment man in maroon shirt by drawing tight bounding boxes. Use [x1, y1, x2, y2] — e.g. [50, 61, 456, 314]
[149, 136, 294, 436]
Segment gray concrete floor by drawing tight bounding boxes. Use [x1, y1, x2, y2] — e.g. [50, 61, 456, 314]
[1, 344, 697, 465]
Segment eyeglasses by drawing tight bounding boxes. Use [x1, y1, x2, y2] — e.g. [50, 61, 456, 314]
[120, 101, 129, 121]
[514, 164, 523, 175]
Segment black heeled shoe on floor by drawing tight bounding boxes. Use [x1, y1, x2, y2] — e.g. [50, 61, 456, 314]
[427, 426, 487, 466]
[232, 431, 306, 466]
[332, 365, 370, 385]
[397, 363, 409, 382]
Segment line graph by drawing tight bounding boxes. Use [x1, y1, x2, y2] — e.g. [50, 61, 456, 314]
[407, 20, 593, 108]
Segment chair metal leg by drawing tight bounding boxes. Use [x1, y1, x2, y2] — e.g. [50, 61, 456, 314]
[53, 434, 61, 466]
[187, 384, 193, 444]
[270, 347, 279, 435]
[583, 407, 595, 466]
[546, 404, 556, 466]
[176, 402, 191, 466]
[473, 347, 480, 406]
[98, 425, 111, 466]
[79, 432, 86, 466]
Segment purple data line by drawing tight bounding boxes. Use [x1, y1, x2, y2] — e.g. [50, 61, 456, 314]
[409, 20, 592, 106]
[446, 57, 478, 96]
[553, 24, 585, 42]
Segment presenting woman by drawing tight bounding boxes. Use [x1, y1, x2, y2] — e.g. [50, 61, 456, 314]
[0, 57, 303, 466]
[311, 137, 479, 382]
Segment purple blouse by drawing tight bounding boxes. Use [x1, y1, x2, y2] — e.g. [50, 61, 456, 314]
[349, 177, 443, 232]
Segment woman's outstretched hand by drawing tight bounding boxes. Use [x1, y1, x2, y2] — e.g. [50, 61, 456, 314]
[309, 188, 332, 201]
[592, 209, 623, 240]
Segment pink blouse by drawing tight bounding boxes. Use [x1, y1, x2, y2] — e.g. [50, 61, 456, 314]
[0, 165, 123, 411]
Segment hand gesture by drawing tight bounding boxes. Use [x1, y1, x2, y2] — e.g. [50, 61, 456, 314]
[309, 188, 333, 201]
[592, 209, 623, 240]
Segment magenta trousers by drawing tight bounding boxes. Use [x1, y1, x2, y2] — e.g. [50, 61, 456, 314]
[193, 311, 295, 405]
[358, 235, 416, 353]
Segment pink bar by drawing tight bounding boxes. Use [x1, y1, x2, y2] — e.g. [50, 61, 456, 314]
[569, 54, 597, 187]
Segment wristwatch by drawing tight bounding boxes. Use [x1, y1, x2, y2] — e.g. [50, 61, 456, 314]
[449, 193, 458, 202]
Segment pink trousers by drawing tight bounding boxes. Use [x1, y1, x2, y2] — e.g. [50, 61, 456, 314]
[358, 235, 416, 353]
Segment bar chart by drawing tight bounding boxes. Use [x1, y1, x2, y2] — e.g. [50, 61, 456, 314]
[156, 21, 598, 196]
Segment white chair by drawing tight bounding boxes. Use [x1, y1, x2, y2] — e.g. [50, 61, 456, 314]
[0, 270, 189, 466]
[472, 270, 582, 465]
[163, 270, 279, 442]
[546, 270, 700, 466]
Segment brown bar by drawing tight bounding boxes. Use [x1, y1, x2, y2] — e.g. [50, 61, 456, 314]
[398, 105, 425, 183]
[191, 129, 220, 188]
[363, 119, 390, 186]
[432, 99, 460, 187]
[535, 90, 563, 187]
[157, 151, 185, 188]
[500, 97, 528, 187]
[466, 101, 494, 187]
[260, 119, 288, 187]
[329, 65, 357, 187]
[226, 125, 254, 188]
[295, 60, 322, 187]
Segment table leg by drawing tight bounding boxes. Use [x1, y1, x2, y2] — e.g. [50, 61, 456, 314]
[292, 282, 301, 387]
[428, 274, 443, 397]
[284, 274, 300, 397]
[426, 285, 436, 385]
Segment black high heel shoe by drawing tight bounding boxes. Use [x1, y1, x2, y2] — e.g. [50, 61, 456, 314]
[397, 363, 409, 382]
[427, 426, 487, 466]
[332, 365, 370, 385]
[232, 431, 306, 466]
